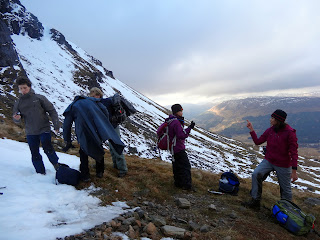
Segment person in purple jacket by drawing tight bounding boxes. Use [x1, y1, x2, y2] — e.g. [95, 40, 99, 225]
[243, 109, 298, 210]
[165, 104, 195, 190]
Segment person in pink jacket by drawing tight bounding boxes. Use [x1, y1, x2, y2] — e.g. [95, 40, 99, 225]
[243, 109, 298, 210]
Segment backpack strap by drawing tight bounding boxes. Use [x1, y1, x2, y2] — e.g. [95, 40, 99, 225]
[280, 199, 301, 210]
[166, 118, 177, 161]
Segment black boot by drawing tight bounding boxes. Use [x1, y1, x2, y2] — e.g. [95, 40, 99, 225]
[242, 198, 261, 210]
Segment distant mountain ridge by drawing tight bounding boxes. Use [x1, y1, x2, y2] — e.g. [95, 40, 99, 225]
[192, 96, 320, 144]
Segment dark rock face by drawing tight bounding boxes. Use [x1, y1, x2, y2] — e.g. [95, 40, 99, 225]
[0, 14, 26, 115]
[0, 18, 19, 67]
[1, 0, 44, 40]
[50, 28, 76, 53]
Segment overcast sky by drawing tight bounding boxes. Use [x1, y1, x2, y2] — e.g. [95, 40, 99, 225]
[21, 0, 320, 106]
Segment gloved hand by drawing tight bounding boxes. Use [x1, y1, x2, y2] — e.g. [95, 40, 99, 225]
[190, 121, 195, 129]
[62, 142, 75, 152]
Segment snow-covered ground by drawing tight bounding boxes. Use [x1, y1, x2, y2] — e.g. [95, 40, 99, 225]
[0, 138, 132, 240]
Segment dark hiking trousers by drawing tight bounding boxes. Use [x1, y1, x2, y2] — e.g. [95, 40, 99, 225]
[79, 148, 104, 178]
[27, 132, 59, 174]
[173, 149, 192, 189]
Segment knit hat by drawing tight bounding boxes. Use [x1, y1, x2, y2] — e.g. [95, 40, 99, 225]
[271, 109, 287, 122]
[171, 104, 183, 115]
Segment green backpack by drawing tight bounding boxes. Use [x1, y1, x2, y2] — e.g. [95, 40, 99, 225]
[272, 199, 315, 235]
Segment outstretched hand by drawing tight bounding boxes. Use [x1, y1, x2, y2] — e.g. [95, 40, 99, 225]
[190, 121, 195, 129]
[246, 120, 254, 132]
[13, 114, 21, 120]
[291, 170, 298, 183]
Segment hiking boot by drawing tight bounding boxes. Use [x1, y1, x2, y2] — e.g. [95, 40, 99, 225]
[81, 174, 91, 182]
[118, 172, 127, 178]
[242, 198, 261, 210]
[182, 186, 197, 192]
[96, 172, 103, 178]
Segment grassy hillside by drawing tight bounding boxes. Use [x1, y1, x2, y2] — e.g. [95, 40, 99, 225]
[69, 150, 320, 240]
[2, 118, 319, 239]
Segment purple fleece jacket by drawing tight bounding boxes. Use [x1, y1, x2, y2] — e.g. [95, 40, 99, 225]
[166, 115, 192, 153]
[250, 124, 298, 168]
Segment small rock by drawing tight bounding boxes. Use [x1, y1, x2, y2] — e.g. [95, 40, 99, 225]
[188, 221, 200, 231]
[208, 204, 217, 210]
[110, 220, 117, 228]
[127, 225, 136, 239]
[184, 231, 192, 239]
[229, 211, 237, 219]
[224, 236, 232, 240]
[150, 215, 166, 227]
[200, 224, 210, 233]
[122, 217, 136, 226]
[144, 222, 158, 235]
[162, 225, 186, 238]
[135, 220, 142, 227]
[176, 198, 191, 209]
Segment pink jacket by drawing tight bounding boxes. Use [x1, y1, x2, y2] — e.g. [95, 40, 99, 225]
[250, 124, 298, 168]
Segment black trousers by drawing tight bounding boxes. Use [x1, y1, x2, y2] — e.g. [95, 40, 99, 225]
[173, 149, 192, 189]
[79, 148, 104, 177]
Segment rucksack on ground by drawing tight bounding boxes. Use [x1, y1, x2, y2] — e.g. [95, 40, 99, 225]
[55, 164, 80, 186]
[157, 119, 176, 151]
[218, 171, 240, 195]
[272, 199, 316, 235]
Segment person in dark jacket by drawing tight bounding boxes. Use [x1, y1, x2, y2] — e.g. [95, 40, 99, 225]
[12, 77, 61, 174]
[157, 104, 195, 190]
[62, 95, 125, 181]
[89, 87, 128, 178]
[243, 109, 298, 210]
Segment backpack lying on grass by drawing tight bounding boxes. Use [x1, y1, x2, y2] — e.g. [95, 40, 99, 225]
[218, 171, 240, 195]
[272, 199, 316, 235]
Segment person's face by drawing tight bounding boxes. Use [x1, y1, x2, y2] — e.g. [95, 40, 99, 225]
[270, 117, 278, 126]
[91, 93, 102, 99]
[176, 110, 183, 117]
[18, 84, 31, 95]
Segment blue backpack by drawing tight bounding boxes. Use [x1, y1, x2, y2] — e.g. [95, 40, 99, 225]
[272, 199, 315, 235]
[218, 171, 240, 195]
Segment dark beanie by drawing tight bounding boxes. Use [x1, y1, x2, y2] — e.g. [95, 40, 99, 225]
[271, 109, 287, 122]
[171, 104, 183, 115]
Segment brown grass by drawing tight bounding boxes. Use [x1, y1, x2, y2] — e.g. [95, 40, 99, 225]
[70, 148, 320, 240]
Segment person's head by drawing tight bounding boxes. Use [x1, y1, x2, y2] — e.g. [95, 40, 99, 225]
[16, 77, 32, 95]
[89, 87, 103, 99]
[271, 109, 287, 128]
[171, 104, 183, 117]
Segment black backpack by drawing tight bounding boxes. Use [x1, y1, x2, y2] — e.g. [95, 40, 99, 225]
[110, 93, 127, 125]
[218, 171, 240, 195]
[55, 164, 80, 186]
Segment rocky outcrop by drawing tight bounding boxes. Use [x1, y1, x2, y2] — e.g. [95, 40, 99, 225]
[0, 7, 26, 117]
[0, 0, 43, 39]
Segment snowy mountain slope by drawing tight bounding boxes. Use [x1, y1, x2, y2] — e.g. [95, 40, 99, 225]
[0, 0, 319, 193]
